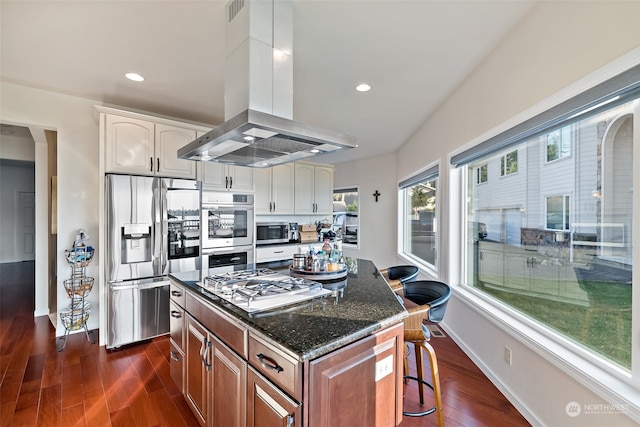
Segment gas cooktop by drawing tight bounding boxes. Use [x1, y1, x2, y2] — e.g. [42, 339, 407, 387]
[201, 268, 332, 313]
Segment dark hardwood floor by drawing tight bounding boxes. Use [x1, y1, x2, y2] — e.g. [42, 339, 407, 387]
[0, 261, 530, 426]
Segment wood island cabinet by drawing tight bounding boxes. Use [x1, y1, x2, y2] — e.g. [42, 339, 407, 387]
[170, 277, 403, 427]
[248, 366, 300, 427]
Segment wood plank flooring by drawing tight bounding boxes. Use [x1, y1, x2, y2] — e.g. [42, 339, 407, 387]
[0, 261, 530, 426]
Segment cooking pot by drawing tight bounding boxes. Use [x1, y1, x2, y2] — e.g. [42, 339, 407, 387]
[292, 254, 306, 269]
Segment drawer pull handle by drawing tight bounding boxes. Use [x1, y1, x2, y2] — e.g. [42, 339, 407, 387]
[170, 351, 181, 362]
[170, 310, 182, 318]
[171, 290, 182, 297]
[256, 353, 283, 373]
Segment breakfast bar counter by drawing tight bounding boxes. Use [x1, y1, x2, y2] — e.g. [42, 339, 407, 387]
[168, 257, 407, 427]
[169, 257, 407, 361]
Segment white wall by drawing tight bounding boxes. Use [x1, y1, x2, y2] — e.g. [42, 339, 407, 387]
[0, 82, 101, 334]
[336, 1, 640, 426]
[333, 152, 398, 267]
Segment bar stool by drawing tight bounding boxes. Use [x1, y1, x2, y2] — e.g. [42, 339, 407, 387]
[380, 265, 419, 291]
[399, 280, 451, 425]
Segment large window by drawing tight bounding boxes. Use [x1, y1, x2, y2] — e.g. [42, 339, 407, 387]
[453, 66, 639, 371]
[399, 165, 438, 269]
[332, 188, 359, 246]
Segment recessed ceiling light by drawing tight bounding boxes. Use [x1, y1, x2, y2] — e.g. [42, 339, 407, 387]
[244, 136, 255, 142]
[310, 149, 320, 154]
[125, 72, 144, 82]
[355, 83, 371, 92]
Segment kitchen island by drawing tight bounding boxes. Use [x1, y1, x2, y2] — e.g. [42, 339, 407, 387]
[168, 257, 407, 427]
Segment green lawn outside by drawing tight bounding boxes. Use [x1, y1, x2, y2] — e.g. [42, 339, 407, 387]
[479, 280, 632, 369]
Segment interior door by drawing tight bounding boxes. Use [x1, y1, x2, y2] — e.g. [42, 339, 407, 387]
[17, 191, 35, 261]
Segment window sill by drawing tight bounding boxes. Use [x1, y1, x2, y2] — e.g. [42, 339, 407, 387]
[453, 284, 640, 423]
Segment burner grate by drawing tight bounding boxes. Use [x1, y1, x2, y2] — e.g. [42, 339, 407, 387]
[201, 268, 329, 312]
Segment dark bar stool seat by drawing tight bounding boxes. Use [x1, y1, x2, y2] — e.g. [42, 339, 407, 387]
[380, 265, 419, 291]
[398, 280, 451, 425]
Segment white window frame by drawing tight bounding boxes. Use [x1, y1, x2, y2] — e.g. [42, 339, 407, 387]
[447, 54, 640, 421]
[398, 163, 440, 277]
[545, 126, 572, 163]
[332, 187, 359, 249]
[545, 194, 571, 231]
[500, 149, 518, 176]
[476, 163, 488, 184]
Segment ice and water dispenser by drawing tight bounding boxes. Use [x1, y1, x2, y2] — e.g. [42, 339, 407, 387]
[121, 223, 152, 264]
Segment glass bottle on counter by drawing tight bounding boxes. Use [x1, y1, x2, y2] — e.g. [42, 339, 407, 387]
[322, 238, 332, 256]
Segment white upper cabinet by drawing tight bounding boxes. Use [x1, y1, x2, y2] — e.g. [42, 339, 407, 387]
[155, 124, 197, 179]
[294, 163, 333, 215]
[200, 162, 254, 192]
[101, 107, 205, 179]
[255, 163, 295, 215]
[104, 115, 155, 175]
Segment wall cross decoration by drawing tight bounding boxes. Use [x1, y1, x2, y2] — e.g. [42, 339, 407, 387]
[373, 190, 381, 202]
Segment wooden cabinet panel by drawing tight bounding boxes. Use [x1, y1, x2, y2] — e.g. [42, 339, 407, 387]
[185, 314, 209, 426]
[169, 299, 184, 351]
[186, 292, 247, 358]
[247, 366, 300, 427]
[169, 340, 185, 395]
[306, 323, 403, 427]
[248, 333, 301, 400]
[211, 336, 247, 427]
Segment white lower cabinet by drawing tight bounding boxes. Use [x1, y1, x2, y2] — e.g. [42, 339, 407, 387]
[256, 245, 301, 264]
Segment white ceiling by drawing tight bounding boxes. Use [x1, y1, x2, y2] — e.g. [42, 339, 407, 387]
[0, 0, 536, 165]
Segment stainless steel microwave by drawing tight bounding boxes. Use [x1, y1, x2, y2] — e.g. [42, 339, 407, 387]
[256, 222, 289, 245]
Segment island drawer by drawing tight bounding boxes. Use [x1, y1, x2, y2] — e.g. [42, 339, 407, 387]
[248, 332, 302, 400]
[185, 291, 248, 358]
[169, 280, 186, 308]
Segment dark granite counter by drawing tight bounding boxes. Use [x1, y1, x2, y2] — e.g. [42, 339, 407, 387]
[170, 257, 407, 361]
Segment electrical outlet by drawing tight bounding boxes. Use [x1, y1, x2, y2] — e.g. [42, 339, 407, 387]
[375, 355, 394, 382]
[504, 346, 512, 365]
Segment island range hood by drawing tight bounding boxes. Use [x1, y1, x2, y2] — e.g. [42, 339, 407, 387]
[178, 0, 356, 168]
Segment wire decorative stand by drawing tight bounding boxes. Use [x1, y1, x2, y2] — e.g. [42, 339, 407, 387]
[57, 245, 95, 351]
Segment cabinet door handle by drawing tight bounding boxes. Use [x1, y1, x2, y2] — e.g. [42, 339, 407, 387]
[170, 350, 181, 362]
[229, 176, 233, 189]
[170, 310, 182, 318]
[225, 176, 229, 189]
[150, 157, 153, 172]
[256, 353, 283, 373]
[171, 290, 182, 297]
[274, 251, 284, 254]
[287, 414, 294, 427]
[201, 338, 212, 371]
[273, 202, 276, 212]
[157, 157, 160, 172]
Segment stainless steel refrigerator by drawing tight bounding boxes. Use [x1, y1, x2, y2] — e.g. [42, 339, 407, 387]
[105, 174, 200, 348]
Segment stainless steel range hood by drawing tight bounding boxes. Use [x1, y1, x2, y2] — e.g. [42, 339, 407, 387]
[178, 0, 356, 168]
[178, 109, 356, 168]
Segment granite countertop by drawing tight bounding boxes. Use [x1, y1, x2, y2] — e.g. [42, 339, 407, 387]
[170, 258, 407, 361]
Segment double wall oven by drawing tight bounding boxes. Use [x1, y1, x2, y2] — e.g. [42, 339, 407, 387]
[201, 192, 254, 271]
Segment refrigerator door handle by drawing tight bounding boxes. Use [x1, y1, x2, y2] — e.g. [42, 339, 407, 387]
[160, 179, 169, 274]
